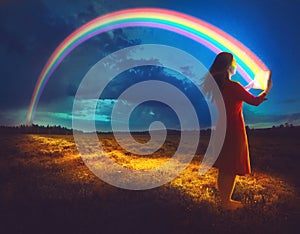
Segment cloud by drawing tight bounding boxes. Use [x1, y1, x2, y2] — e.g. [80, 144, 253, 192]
[0, 108, 28, 126]
[180, 66, 197, 79]
[244, 110, 300, 127]
[0, 27, 27, 54]
[279, 98, 298, 104]
[0, 0, 146, 117]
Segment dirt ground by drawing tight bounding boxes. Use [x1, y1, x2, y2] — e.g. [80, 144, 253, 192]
[0, 132, 299, 234]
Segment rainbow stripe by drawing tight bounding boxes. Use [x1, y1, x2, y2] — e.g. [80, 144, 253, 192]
[26, 8, 269, 124]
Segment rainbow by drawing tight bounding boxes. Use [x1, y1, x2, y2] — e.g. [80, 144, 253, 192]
[26, 8, 269, 124]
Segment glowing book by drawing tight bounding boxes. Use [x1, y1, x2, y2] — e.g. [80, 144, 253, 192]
[253, 70, 271, 90]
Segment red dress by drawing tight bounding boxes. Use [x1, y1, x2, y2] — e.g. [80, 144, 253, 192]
[214, 80, 266, 175]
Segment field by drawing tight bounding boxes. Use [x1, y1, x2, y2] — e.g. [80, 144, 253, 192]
[0, 130, 299, 234]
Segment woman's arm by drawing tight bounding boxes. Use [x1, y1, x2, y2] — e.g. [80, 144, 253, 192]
[234, 82, 267, 106]
[233, 76, 272, 106]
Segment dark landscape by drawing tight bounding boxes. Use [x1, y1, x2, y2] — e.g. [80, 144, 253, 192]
[0, 125, 299, 234]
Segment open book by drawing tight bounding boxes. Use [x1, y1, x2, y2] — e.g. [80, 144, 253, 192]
[252, 70, 271, 90]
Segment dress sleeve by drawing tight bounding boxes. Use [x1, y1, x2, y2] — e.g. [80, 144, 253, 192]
[233, 82, 267, 106]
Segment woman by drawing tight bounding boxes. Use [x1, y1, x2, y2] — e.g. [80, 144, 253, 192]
[203, 52, 272, 210]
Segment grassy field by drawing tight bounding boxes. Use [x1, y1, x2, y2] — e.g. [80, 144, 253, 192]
[0, 132, 299, 234]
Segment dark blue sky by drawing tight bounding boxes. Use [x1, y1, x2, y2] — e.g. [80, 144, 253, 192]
[0, 0, 299, 130]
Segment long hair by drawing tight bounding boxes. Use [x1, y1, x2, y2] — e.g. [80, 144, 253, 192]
[202, 52, 234, 102]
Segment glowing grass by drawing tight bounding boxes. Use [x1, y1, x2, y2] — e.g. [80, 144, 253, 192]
[14, 134, 297, 209]
[1, 133, 298, 233]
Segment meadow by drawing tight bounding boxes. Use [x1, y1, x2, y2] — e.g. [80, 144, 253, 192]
[0, 129, 299, 233]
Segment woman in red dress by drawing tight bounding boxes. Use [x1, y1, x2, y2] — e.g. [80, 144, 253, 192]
[204, 52, 272, 210]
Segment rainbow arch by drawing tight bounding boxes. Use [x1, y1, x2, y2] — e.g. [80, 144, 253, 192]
[26, 8, 269, 124]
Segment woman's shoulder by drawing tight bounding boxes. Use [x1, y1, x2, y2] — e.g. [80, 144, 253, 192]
[223, 80, 246, 98]
[225, 80, 243, 90]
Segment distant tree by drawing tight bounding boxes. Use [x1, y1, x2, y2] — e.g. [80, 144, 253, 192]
[245, 126, 250, 132]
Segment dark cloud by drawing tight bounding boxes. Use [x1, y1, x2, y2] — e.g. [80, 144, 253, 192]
[0, 27, 27, 54]
[0, 0, 143, 113]
[39, 28, 142, 104]
[279, 99, 298, 104]
[0, 0, 74, 110]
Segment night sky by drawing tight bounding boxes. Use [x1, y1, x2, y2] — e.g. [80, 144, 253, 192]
[1, 0, 300, 131]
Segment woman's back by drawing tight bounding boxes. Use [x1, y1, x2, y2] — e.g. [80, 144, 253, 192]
[214, 79, 267, 175]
